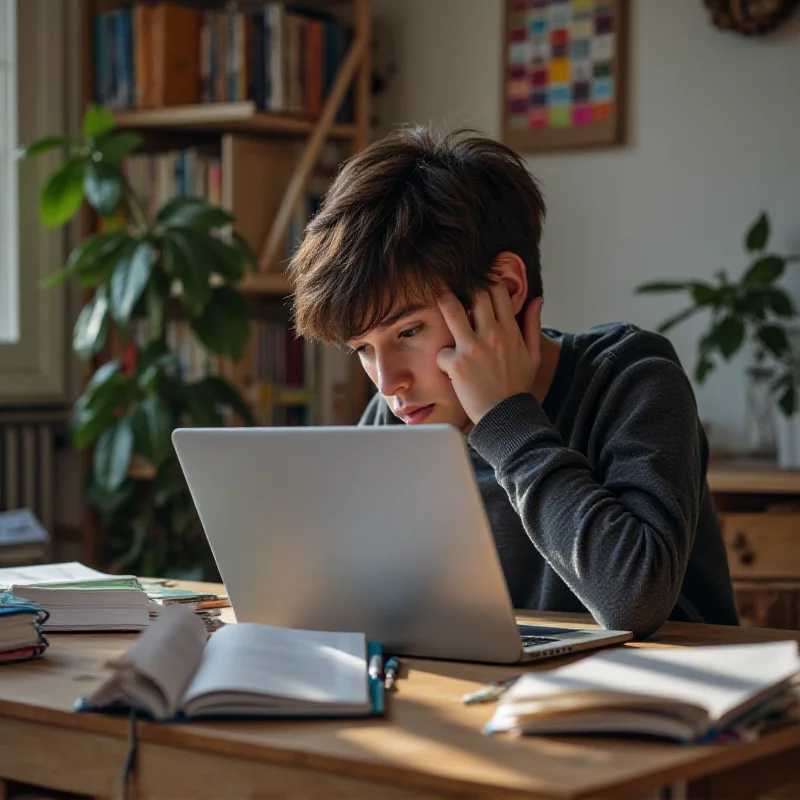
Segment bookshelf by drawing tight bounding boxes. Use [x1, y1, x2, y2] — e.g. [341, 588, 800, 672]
[78, 0, 373, 565]
[113, 100, 360, 139]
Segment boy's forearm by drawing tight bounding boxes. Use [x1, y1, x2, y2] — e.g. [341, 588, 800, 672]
[469, 385, 700, 640]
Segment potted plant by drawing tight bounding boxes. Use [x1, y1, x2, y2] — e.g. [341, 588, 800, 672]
[16, 105, 257, 577]
[636, 211, 800, 467]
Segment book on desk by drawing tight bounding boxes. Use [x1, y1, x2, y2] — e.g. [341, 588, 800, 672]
[75, 604, 384, 721]
[485, 640, 800, 743]
[0, 596, 49, 664]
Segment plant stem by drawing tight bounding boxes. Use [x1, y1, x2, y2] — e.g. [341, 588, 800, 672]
[123, 178, 149, 234]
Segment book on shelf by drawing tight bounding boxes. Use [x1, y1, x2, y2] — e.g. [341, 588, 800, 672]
[485, 641, 800, 743]
[93, 2, 354, 120]
[0, 596, 49, 664]
[76, 604, 384, 721]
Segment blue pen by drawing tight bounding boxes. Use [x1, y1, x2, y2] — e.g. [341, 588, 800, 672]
[384, 656, 400, 690]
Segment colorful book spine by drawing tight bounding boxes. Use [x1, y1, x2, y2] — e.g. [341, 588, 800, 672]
[91, 2, 352, 119]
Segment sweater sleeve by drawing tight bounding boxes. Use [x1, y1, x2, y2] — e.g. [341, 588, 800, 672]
[468, 356, 702, 639]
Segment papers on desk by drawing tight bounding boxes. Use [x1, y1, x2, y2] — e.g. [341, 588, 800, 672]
[0, 562, 150, 633]
[485, 641, 800, 743]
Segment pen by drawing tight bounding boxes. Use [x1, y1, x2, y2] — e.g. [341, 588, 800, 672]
[369, 652, 384, 681]
[384, 656, 400, 690]
[462, 674, 520, 705]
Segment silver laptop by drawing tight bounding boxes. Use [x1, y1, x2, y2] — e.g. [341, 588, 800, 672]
[172, 425, 632, 664]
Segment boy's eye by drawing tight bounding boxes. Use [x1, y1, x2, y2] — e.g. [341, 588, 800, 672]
[399, 326, 421, 339]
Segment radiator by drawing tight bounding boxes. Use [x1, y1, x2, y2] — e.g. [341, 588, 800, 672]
[0, 410, 65, 551]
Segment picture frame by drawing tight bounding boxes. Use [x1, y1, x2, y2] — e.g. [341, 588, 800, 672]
[502, 0, 628, 153]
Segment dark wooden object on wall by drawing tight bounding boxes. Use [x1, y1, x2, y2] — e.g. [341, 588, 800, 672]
[704, 0, 800, 36]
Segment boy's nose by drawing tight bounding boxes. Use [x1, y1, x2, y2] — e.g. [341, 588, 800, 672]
[374, 356, 411, 397]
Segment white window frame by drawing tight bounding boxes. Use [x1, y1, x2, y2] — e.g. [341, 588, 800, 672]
[0, 0, 67, 403]
[0, 0, 19, 343]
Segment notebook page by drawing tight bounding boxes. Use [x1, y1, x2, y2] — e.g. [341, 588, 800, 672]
[503, 641, 800, 725]
[0, 562, 135, 589]
[91, 605, 208, 717]
[182, 623, 368, 709]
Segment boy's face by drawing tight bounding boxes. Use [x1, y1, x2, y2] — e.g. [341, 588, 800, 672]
[346, 299, 472, 431]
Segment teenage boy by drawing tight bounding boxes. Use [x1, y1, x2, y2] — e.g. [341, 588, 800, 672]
[287, 127, 738, 639]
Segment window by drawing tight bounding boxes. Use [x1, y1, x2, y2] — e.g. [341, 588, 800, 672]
[0, 0, 67, 401]
[0, 0, 18, 344]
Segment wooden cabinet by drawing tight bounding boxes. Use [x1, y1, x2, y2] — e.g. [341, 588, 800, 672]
[709, 460, 800, 630]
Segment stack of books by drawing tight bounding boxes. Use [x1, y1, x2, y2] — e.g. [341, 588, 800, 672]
[141, 582, 229, 632]
[0, 562, 150, 633]
[0, 595, 49, 664]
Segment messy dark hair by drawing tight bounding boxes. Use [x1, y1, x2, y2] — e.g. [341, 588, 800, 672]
[288, 126, 546, 344]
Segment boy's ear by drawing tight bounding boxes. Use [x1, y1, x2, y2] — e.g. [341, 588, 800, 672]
[492, 251, 529, 315]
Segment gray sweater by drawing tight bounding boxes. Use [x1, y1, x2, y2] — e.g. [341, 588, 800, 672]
[359, 322, 739, 639]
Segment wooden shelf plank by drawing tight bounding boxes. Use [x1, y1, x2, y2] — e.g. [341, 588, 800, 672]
[112, 102, 358, 140]
[238, 272, 292, 295]
[708, 458, 800, 494]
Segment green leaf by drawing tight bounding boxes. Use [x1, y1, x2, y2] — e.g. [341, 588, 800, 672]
[768, 290, 795, 317]
[178, 228, 245, 284]
[196, 376, 256, 425]
[636, 281, 691, 294]
[71, 395, 117, 449]
[40, 157, 86, 226]
[137, 394, 174, 466]
[695, 356, 714, 384]
[156, 197, 234, 230]
[44, 230, 132, 289]
[715, 317, 745, 360]
[657, 306, 700, 334]
[757, 325, 790, 357]
[84, 160, 124, 216]
[86, 359, 123, 393]
[95, 132, 142, 164]
[690, 284, 719, 305]
[190, 286, 250, 359]
[110, 239, 155, 324]
[163, 230, 212, 316]
[93, 417, 135, 492]
[745, 212, 770, 253]
[743, 255, 785, 285]
[73, 287, 109, 360]
[14, 136, 77, 160]
[778, 383, 797, 417]
[182, 383, 225, 428]
[136, 339, 175, 391]
[83, 105, 116, 138]
[71, 361, 134, 450]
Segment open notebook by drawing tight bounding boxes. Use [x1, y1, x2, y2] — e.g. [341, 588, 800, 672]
[76, 605, 384, 721]
[485, 641, 800, 743]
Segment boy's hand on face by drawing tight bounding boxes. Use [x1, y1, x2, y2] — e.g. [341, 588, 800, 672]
[436, 286, 543, 424]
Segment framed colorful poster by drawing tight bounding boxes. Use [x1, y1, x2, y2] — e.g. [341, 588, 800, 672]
[502, 0, 628, 152]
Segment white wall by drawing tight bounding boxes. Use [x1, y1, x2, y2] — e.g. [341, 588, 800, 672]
[371, 0, 800, 454]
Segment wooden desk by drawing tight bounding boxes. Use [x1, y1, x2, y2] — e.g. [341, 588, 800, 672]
[1, 592, 799, 800]
[708, 459, 800, 630]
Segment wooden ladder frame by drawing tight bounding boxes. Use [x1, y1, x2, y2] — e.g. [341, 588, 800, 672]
[257, 0, 372, 276]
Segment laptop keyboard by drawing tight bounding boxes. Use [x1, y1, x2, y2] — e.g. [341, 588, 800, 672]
[519, 635, 559, 647]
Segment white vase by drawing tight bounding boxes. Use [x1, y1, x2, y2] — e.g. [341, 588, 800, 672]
[773, 408, 800, 469]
